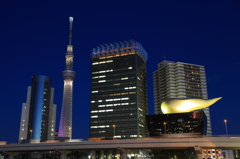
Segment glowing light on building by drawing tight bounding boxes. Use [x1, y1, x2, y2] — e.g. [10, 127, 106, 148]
[161, 97, 222, 114]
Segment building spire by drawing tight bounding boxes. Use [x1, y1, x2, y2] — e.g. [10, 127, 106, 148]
[69, 17, 73, 45]
[67, 17, 74, 53]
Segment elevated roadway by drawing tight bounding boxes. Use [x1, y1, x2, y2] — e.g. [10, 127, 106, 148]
[1, 137, 240, 159]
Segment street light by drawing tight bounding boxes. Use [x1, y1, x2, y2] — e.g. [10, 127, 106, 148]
[69, 127, 72, 139]
[29, 129, 32, 139]
[224, 120, 228, 135]
[113, 125, 116, 139]
[164, 122, 167, 135]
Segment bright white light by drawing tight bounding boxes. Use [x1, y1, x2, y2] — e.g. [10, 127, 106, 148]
[69, 17, 74, 22]
[177, 101, 199, 111]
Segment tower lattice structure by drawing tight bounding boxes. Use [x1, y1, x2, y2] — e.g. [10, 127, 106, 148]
[58, 17, 76, 139]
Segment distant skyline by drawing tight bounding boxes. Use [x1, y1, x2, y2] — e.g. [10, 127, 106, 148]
[0, 0, 240, 143]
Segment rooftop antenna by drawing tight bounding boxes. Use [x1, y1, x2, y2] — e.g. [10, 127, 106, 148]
[163, 52, 166, 60]
[69, 17, 74, 45]
[67, 17, 74, 53]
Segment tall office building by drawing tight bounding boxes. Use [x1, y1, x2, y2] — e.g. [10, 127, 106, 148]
[90, 40, 148, 139]
[18, 75, 56, 142]
[58, 17, 76, 139]
[153, 60, 212, 135]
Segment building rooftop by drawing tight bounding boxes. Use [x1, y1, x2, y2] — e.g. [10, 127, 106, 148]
[91, 40, 148, 61]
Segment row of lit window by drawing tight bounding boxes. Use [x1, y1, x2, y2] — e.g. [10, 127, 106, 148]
[92, 69, 113, 74]
[97, 52, 136, 60]
[91, 124, 139, 129]
[92, 67, 133, 75]
[92, 90, 136, 95]
[97, 77, 129, 83]
[106, 98, 129, 101]
[92, 82, 136, 88]
[91, 125, 110, 128]
[98, 103, 130, 107]
[92, 75, 106, 79]
[91, 117, 137, 123]
[91, 113, 135, 118]
[92, 60, 113, 65]
[91, 98, 129, 103]
[105, 92, 136, 96]
[91, 109, 113, 113]
[94, 71, 135, 79]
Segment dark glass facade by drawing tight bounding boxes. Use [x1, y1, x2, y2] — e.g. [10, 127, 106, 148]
[28, 75, 52, 142]
[146, 111, 205, 137]
[90, 41, 148, 139]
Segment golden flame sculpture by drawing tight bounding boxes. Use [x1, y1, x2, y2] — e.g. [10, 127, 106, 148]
[161, 97, 222, 114]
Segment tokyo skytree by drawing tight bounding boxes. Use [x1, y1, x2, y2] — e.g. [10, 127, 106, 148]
[58, 17, 76, 139]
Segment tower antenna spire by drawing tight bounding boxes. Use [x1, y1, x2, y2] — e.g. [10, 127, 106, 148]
[69, 17, 73, 45]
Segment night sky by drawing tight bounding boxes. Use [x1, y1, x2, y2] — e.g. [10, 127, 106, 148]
[1, 0, 240, 143]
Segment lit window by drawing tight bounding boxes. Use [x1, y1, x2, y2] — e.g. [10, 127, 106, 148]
[99, 75, 106, 78]
[106, 60, 113, 63]
[99, 71, 106, 73]
[137, 77, 141, 80]
[51, 133, 53, 136]
[98, 125, 105, 128]
[121, 98, 129, 100]
[92, 76, 98, 79]
[91, 101, 95, 103]
[92, 72, 98, 74]
[91, 126, 97, 128]
[129, 92, 136, 94]
[91, 91, 98, 93]
[99, 61, 106, 64]
[91, 116, 98, 118]
[121, 77, 128, 80]
[106, 104, 113, 107]
[22, 129, 24, 131]
[124, 87, 128, 90]
[114, 83, 120, 86]
[105, 69, 113, 72]
[92, 62, 99, 65]
[21, 137, 23, 140]
[114, 98, 120, 101]
[106, 125, 110, 127]
[106, 109, 113, 112]
[99, 110, 105, 112]
[91, 111, 98, 113]
[128, 67, 132, 69]
[98, 100, 102, 102]
[98, 105, 105, 107]
[99, 80, 106, 83]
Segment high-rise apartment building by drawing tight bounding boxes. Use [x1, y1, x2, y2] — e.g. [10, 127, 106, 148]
[153, 60, 212, 135]
[18, 75, 56, 142]
[58, 17, 75, 139]
[89, 40, 148, 139]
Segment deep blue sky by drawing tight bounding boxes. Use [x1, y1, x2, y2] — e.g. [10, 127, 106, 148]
[1, 0, 240, 143]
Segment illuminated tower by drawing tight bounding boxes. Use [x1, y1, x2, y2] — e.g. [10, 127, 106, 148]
[58, 17, 76, 139]
[153, 60, 212, 135]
